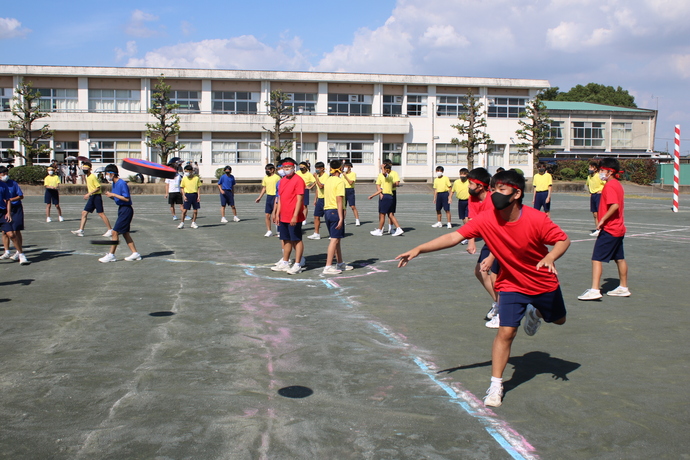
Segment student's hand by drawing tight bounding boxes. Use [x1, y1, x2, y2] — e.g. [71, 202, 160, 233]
[396, 248, 420, 267]
[479, 254, 495, 273]
[536, 255, 558, 274]
[546, 197, 551, 203]
[197, 196, 201, 203]
[164, 194, 168, 199]
[336, 219, 343, 230]
[368, 194, 374, 200]
[6, 212, 12, 222]
[83, 193, 89, 200]
[433, 198, 436, 203]
[448, 197, 452, 204]
[290, 217, 297, 226]
[105, 191, 113, 198]
[466, 241, 477, 254]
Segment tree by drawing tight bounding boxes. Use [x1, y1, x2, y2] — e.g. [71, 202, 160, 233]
[451, 91, 493, 170]
[146, 75, 184, 165]
[264, 90, 295, 164]
[515, 96, 554, 172]
[7, 81, 53, 166]
[541, 83, 637, 108]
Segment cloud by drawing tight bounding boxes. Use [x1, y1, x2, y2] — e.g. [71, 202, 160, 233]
[125, 9, 160, 38]
[181, 20, 195, 37]
[115, 41, 138, 61]
[0, 17, 30, 39]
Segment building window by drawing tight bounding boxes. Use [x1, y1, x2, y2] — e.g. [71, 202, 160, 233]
[488, 144, 505, 168]
[88, 141, 116, 163]
[212, 92, 259, 114]
[31, 141, 52, 164]
[168, 90, 200, 113]
[383, 95, 403, 117]
[406, 143, 427, 164]
[548, 121, 564, 146]
[435, 144, 467, 165]
[176, 141, 203, 164]
[382, 143, 402, 165]
[611, 122, 633, 148]
[287, 93, 317, 115]
[407, 95, 427, 117]
[0, 140, 14, 159]
[1, 88, 12, 112]
[212, 141, 261, 164]
[436, 95, 468, 117]
[572, 122, 605, 147]
[35, 88, 79, 112]
[508, 145, 528, 165]
[53, 141, 79, 162]
[296, 142, 317, 165]
[487, 97, 526, 118]
[88, 89, 141, 113]
[327, 94, 372, 116]
[327, 142, 374, 164]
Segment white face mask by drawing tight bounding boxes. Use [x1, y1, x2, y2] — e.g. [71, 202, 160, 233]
[48, 171, 54, 175]
[277, 169, 286, 177]
[599, 172, 608, 181]
[436, 172, 443, 177]
[343, 167, 350, 173]
[284, 168, 295, 177]
[0, 175, 8, 182]
[184, 172, 190, 177]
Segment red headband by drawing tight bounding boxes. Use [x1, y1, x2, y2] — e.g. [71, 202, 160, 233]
[282, 162, 295, 167]
[494, 181, 521, 191]
[469, 178, 489, 187]
[600, 167, 616, 172]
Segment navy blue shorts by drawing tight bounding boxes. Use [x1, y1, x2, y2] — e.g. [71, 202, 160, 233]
[264, 195, 276, 215]
[44, 189, 60, 205]
[457, 199, 469, 220]
[278, 221, 303, 241]
[9, 204, 24, 231]
[592, 229, 625, 262]
[590, 193, 601, 213]
[183, 193, 200, 210]
[379, 194, 394, 215]
[113, 205, 134, 234]
[345, 188, 356, 207]
[325, 209, 345, 239]
[314, 198, 325, 217]
[303, 189, 310, 207]
[0, 211, 13, 232]
[84, 194, 105, 214]
[533, 190, 550, 212]
[391, 190, 397, 213]
[435, 191, 450, 212]
[477, 244, 500, 275]
[498, 286, 567, 328]
[220, 190, 235, 207]
[167, 192, 183, 206]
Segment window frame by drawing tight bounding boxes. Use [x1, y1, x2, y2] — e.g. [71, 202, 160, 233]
[327, 141, 375, 164]
[487, 97, 526, 118]
[436, 95, 468, 117]
[34, 88, 79, 112]
[406, 94, 428, 117]
[88, 89, 141, 113]
[211, 140, 262, 165]
[327, 94, 373, 116]
[383, 95, 403, 117]
[406, 143, 428, 165]
[211, 91, 259, 114]
[572, 121, 605, 147]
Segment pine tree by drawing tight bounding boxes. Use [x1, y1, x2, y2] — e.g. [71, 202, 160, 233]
[515, 97, 554, 172]
[7, 81, 53, 166]
[264, 90, 295, 164]
[146, 76, 184, 165]
[451, 91, 493, 170]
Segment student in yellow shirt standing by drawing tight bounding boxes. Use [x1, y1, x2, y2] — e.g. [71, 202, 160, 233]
[432, 166, 452, 228]
[369, 164, 403, 236]
[296, 161, 316, 225]
[322, 160, 353, 274]
[178, 164, 201, 229]
[532, 162, 553, 218]
[308, 161, 328, 240]
[44, 167, 64, 223]
[71, 162, 112, 237]
[341, 161, 361, 226]
[255, 164, 280, 237]
[585, 161, 605, 236]
[451, 167, 470, 225]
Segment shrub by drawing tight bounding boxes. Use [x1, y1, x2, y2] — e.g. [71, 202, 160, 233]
[619, 159, 657, 185]
[215, 168, 224, 180]
[8, 165, 47, 185]
[513, 168, 524, 176]
[559, 167, 576, 180]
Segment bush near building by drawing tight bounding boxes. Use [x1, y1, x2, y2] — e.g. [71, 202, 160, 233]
[8, 165, 47, 185]
[548, 159, 657, 185]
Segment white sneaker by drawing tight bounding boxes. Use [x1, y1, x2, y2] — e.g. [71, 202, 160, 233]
[124, 252, 142, 261]
[485, 315, 500, 329]
[10, 252, 19, 261]
[355, 219, 361, 226]
[460, 239, 468, 245]
[102, 229, 113, 237]
[18, 254, 30, 265]
[387, 226, 393, 234]
[308, 233, 321, 240]
[185, 216, 191, 221]
[271, 260, 290, 272]
[323, 266, 342, 275]
[578, 288, 602, 301]
[46, 217, 52, 223]
[607, 286, 631, 297]
[337, 262, 354, 271]
[431, 222, 443, 228]
[191, 222, 199, 229]
[0, 251, 10, 260]
[523, 305, 541, 336]
[589, 229, 600, 237]
[484, 385, 503, 407]
[302, 220, 307, 225]
[264, 230, 273, 237]
[233, 216, 240, 222]
[221, 217, 228, 223]
[392, 228, 404, 237]
[485, 302, 498, 320]
[172, 215, 179, 221]
[177, 222, 185, 229]
[98, 253, 116, 263]
[370, 228, 383, 236]
[287, 263, 303, 275]
[447, 223, 452, 229]
[58, 216, 64, 222]
[71, 229, 84, 237]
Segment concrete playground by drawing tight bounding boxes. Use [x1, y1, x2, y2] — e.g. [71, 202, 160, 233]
[1, 189, 689, 459]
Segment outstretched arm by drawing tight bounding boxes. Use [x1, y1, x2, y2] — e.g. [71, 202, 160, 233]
[396, 231, 465, 267]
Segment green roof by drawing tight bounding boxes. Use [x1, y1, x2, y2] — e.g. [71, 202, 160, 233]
[542, 101, 652, 113]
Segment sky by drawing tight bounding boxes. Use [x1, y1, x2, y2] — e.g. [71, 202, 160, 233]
[1, 0, 689, 153]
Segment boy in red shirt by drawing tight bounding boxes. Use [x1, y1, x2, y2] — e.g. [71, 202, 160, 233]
[396, 170, 571, 407]
[273, 157, 306, 275]
[578, 158, 630, 300]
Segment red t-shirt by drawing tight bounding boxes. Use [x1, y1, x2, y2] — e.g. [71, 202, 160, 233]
[599, 178, 626, 237]
[468, 191, 492, 219]
[457, 205, 569, 295]
[277, 173, 305, 223]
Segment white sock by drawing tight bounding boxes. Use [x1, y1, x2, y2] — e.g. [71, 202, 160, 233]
[490, 376, 503, 389]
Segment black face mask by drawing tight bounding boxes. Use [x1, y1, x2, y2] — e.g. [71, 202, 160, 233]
[468, 186, 481, 197]
[491, 190, 516, 210]
[538, 168, 546, 174]
[460, 176, 467, 182]
[265, 170, 272, 176]
[300, 168, 307, 173]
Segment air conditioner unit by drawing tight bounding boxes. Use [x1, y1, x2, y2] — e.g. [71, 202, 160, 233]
[349, 95, 359, 102]
[90, 142, 98, 151]
[487, 98, 495, 106]
[54, 142, 64, 150]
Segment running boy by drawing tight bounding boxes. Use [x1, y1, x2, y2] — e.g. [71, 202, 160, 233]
[396, 169, 571, 407]
[218, 165, 239, 223]
[296, 161, 315, 225]
[272, 158, 306, 275]
[308, 161, 327, 240]
[578, 158, 630, 300]
[432, 166, 452, 228]
[585, 161, 604, 236]
[532, 162, 553, 217]
[255, 163, 279, 237]
[99, 164, 141, 263]
[451, 168, 470, 224]
[179, 164, 201, 229]
[341, 161, 361, 226]
[322, 160, 353, 274]
[44, 166, 64, 222]
[71, 162, 113, 237]
[0, 166, 29, 264]
[369, 164, 403, 236]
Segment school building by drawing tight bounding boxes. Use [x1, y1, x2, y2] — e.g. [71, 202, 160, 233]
[0, 65, 657, 181]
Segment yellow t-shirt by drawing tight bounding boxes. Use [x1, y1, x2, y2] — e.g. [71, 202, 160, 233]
[261, 174, 280, 195]
[181, 175, 202, 194]
[44, 175, 60, 188]
[315, 172, 328, 199]
[296, 170, 315, 189]
[343, 171, 357, 189]
[433, 176, 451, 193]
[451, 178, 470, 200]
[586, 173, 604, 194]
[376, 173, 395, 195]
[324, 175, 346, 210]
[389, 170, 400, 190]
[86, 173, 102, 195]
[533, 172, 553, 192]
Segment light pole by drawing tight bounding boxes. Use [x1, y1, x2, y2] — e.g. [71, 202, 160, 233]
[298, 106, 304, 161]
